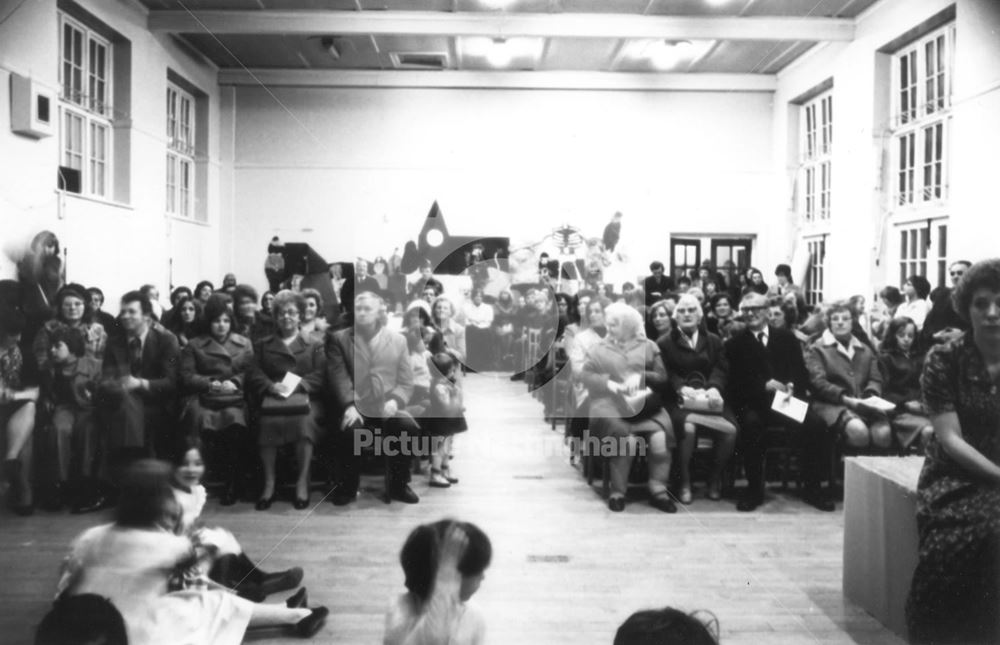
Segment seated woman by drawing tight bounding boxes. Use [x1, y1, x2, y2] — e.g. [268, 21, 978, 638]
[566, 299, 608, 457]
[658, 294, 738, 505]
[233, 284, 275, 342]
[898, 274, 933, 331]
[55, 460, 328, 645]
[878, 316, 933, 451]
[179, 296, 254, 505]
[299, 288, 329, 345]
[461, 288, 495, 371]
[165, 293, 200, 348]
[645, 299, 673, 345]
[1, 310, 37, 515]
[805, 301, 890, 450]
[705, 293, 734, 337]
[872, 285, 904, 343]
[246, 290, 326, 511]
[33, 283, 107, 373]
[906, 258, 1000, 644]
[432, 296, 467, 370]
[580, 303, 676, 513]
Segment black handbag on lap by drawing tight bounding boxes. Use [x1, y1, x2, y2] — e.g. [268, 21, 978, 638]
[259, 393, 310, 416]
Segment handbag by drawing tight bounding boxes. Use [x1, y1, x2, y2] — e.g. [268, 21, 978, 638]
[679, 372, 724, 413]
[259, 393, 311, 416]
[199, 391, 244, 410]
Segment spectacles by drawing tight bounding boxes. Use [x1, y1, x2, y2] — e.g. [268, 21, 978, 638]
[950, 271, 965, 277]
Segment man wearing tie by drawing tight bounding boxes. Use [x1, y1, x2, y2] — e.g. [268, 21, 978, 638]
[725, 292, 833, 512]
[98, 291, 179, 471]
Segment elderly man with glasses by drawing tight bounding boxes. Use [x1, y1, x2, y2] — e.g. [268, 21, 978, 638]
[724, 292, 834, 511]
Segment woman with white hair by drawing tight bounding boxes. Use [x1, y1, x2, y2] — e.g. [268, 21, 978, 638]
[580, 302, 676, 513]
[658, 294, 739, 505]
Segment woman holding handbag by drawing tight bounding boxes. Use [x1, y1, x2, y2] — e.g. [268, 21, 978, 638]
[246, 290, 326, 511]
[178, 296, 254, 505]
[658, 294, 739, 505]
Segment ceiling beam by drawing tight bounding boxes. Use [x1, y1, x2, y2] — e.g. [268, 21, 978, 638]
[149, 11, 854, 42]
[216, 69, 777, 91]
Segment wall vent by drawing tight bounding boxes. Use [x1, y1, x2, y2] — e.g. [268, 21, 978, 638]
[390, 52, 449, 70]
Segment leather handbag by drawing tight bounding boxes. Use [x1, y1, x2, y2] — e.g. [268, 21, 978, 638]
[199, 391, 244, 410]
[259, 393, 311, 416]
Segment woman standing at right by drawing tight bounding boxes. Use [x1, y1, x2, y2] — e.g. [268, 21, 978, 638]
[906, 259, 1000, 644]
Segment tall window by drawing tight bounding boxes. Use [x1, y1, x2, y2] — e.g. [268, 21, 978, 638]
[892, 24, 953, 207]
[896, 220, 949, 288]
[59, 13, 112, 197]
[805, 236, 826, 306]
[801, 91, 833, 222]
[166, 83, 195, 218]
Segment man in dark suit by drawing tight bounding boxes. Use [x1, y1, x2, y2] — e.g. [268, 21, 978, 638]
[725, 292, 833, 512]
[326, 291, 419, 505]
[921, 260, 971, 347]
[644, 261, 676, 307]
[98, 290, 179, 472]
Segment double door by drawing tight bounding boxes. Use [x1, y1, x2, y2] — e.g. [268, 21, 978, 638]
[669, 237, 753, 287]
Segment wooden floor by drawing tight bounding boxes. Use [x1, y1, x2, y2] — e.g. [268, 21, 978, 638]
[0, 373, 906, 645]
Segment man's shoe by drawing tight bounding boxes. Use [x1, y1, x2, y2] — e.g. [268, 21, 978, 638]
[607, 496, 626, 512]
[650, 496, 678, 513]
[330, 485, 357, 506]
[389, 484, 420, 504]
[736, 494, 763, 512]
[258, 567, 304, 597]
[802, 489, 835, 512]
[294, 606, 329, 638]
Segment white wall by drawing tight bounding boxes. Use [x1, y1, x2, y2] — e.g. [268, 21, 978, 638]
[223, 85, 778, 291]
[773, 0, 1000, 301]
[0, 0, 222, 302]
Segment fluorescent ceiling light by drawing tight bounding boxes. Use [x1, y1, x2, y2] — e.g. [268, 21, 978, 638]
[637, 39, 708, 70]
[461, 36, 544, 68]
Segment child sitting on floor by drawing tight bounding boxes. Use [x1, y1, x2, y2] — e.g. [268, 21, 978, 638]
[170, 437, 305, 601]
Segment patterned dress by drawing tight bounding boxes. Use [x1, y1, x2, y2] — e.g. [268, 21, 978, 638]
[905, 334, 1000, 644]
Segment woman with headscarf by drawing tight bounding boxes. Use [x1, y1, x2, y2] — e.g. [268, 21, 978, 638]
[658, 294, 739, 505]
[580, 303, 675, 513]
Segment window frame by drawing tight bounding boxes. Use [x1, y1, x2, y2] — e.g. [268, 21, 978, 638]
[165, 82, 196, 219]
[804, 235, 827, 307]
[894, 218, 949, 289]
[58, 12, 114, 199]
[890, 23, 954, 210]
[799, 90, 833, 223]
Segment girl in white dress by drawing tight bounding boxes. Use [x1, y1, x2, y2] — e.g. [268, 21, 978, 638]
[55, 459, 329, 645]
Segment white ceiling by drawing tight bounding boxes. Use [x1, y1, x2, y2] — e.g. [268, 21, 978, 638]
[141, 0, 880, 87]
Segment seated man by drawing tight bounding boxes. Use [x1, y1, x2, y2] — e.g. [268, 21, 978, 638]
[726, 292, 834, 512]
[326, 291, 419, 505]
[97, 291, 179, 472]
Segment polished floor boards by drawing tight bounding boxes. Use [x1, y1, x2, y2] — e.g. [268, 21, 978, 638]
[0, 373, 904, 645]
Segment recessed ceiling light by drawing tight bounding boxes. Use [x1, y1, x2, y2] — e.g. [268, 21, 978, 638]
[705, 0, 734, 6]
[487, 38, 513, 67]
[648, 40, 695, 70]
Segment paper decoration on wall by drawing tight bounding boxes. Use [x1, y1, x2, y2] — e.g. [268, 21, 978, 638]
[399, 201, 510, 276]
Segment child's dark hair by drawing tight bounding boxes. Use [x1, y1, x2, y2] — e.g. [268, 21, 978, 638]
[50, 326, 87, 358]
[881, 316, 918, 353]
[430, 352, 456, 377]
[422, 326, 445, 355]
[614, 607, 718, 645]
[115, 459, 175, 529]
[400, 519, 492, 604]
[172, 435, 205, 468]
[35, 594, 128, 645]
